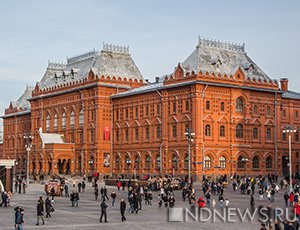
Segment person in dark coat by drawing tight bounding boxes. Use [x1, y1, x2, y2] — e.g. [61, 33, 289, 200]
[74, 191, 79, 207]
[14, 206, 24, 230]
[82, 181, 86, 193]
[45, 197, 53, 218]
[100, 200, 108, 223]
[101, 186, 109, 201]
[94, 187, 99, 201]
[120, 198, 126, 222]
[36, 197, 45, 225]
[64, 184, 69, 197]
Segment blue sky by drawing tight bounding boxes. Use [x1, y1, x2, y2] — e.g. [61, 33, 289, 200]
[0, 0, 300, 131]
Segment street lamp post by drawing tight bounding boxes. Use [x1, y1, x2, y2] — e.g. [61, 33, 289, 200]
[185, 128, 195, 184]
[23, 134, 33, 186]
[88, 159, 94, 178]
[126, 159, 131, 179]
[241, 157, 248, 177]
[283, 125, 297, 193]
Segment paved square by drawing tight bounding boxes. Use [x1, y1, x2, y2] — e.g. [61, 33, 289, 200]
[0, 179, 291, 229]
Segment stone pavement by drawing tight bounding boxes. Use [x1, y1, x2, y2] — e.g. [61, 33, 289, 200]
[0, 179, 292, 230]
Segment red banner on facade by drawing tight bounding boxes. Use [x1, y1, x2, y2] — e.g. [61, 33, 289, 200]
[104, 127, 110, 141]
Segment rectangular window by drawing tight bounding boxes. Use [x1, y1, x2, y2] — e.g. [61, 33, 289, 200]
[126, 109, 129, 119]
[173, 102, 176, 113]
[125, 129, 129, 142]
[145, 127, 149, 140]
[185, 124, 189, 133]
[135, 128, 139, 141]
[80, 133, 83, 143]
[283, 109, 286, 118]
[157, 125, 161, 139]
[283, 132, 287, 141]
[90, 130, 95, 143]
[115, 130, 119, 142]
[116, 110, 119, 120]
[296, 132, 299, 142]
[135, 107, 138, 118]
[172, 125, 177, 138]
[186, 101, 189, 111]
[157, 104, 160, 115]
[296, 111, 299, 119]
[146, 106, 149, 116]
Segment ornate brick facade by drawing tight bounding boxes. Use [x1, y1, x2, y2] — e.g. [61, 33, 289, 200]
[2, 39, 300, 179]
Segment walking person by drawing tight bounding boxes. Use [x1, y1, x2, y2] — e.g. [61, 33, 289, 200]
[94, 187, 99, 201]
[36, 197, 45, 225]
[100, 200, 108, 223]
[22, 182, 26, 194]
[78, 182, 82, 193]
[82, 181, 86, 193]
[45, 197, 53, 218]
[284, 192, 289, 207]
[14, 206, 24, 230]
[74, 191, 79, 207]
[101, 186, 109, 201]
[64, 184, 69, 197]
[111, 191, 116, 206]
[120, 198, 126, 222]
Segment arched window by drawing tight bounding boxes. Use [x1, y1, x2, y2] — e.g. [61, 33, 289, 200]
[220, 102, 225, 112]
[205, 125, 211, 136]
[125, 156, 131, 170]
[46, 114, 50, 132]
[135, 156, 140, 170]
[115, 157, 120, 170]
[145, 156, 151, 170]
[253, 105, 258, 115]
[155, 155, 160, 169]
[219, 156, 226, 168]
[79, 110, 84, 126]
[236, 97, 244, 113]
[70, 111, 75, 128]
[184, 155, 189, 169]
[266, 157, 273, 169]
[206, 101, 210, 110]
[172, 155, 178, 169]
[236, 124, 243, 138]
[237, 156, 247, 169]
[252, 157, 259, 169]
[220, 126, 225, 137]
[253, 128, 258, 139]
[54, 113, 58, 130]
[62, 112, 66, 129]
[267, 106, 271, 116]
[204, 156, 212, 168]
[266, 128, 271, 140]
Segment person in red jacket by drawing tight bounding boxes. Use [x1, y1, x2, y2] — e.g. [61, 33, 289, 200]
[294, 202, 300, 218]
[197, 197, 206, 208]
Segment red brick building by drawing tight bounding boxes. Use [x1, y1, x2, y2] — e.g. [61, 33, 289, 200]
[1, 39, 300, 179]
[111, 38, 300, 179]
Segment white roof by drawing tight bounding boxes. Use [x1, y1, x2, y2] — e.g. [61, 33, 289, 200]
[39, 128, 65, 148]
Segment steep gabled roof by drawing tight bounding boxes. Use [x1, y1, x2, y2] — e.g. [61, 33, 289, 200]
[182, 37, 271, 81]
[38, 43, 144, 89]
[11, 85, 34, 110]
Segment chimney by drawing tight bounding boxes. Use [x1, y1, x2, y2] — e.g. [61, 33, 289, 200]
[155, 77, 160, 83]
[280, 78, 288, 91]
